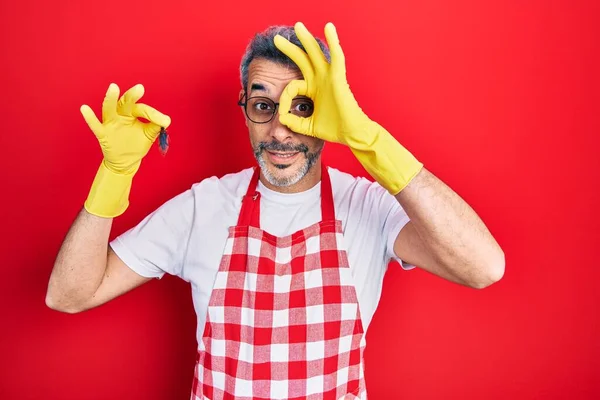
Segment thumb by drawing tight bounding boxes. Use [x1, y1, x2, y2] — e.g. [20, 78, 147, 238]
[142, 123, 163, 142]
[279, 113, 314, 137]
[80, 104, 104, 139]
[132, 103, 171, 128]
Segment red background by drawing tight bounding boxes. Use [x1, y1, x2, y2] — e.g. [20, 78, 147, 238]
[1, 0, 599, 399]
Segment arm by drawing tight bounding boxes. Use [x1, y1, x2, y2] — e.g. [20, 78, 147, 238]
[46, 208, 151, 313]
[273, 23, 505, 288]
[393, 167, 504, 288]
[46, 82, 172, 313]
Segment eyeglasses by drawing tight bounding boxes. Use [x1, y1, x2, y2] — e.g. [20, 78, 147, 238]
[238, 91, 314, 124]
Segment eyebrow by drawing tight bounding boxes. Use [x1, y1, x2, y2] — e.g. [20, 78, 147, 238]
[250, 83, 268, 94]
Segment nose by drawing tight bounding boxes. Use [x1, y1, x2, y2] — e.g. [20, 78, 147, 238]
[269, 110, 294, 142]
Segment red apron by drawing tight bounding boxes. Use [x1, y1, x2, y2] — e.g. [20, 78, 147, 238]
[191, 166, 367, 400]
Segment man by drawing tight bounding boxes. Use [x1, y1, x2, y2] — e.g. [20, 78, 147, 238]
[46, 22, 504, 400]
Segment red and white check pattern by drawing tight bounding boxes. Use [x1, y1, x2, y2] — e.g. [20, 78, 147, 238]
[191, 223, 366, 398]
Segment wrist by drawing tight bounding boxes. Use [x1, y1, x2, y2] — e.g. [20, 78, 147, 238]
[103, 159, 142, 176]
[344, 118, 383, 150]
[349, 123, 423, 195]
[84, 160, 140, 218]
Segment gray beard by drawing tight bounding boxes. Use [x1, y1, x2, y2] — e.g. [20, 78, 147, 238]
[253, 141, 323, 187]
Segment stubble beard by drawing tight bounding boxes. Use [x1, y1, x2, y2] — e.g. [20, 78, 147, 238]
[253, 141, 323, 187]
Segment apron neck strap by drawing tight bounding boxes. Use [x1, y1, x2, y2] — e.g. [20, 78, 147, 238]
[320, 165, 335, 221]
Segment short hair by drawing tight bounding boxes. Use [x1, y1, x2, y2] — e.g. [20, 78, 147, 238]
[239, 25, 331, 91]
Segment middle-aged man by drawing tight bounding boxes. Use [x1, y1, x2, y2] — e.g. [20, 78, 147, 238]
[47, 21, 504, 400]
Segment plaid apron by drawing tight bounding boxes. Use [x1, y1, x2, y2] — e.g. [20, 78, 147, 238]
[191, 166, 367, 400]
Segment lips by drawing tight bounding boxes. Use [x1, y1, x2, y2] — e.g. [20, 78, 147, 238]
[266, 151, 300, 164]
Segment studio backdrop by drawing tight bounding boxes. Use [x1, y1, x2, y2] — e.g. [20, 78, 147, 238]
[1, 0, 598, 399]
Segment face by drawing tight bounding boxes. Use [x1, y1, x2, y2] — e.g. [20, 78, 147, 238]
[242, 58, 324, 191]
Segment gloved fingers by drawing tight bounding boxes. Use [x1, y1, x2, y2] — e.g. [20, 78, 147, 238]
[101, 83, 120, 123]
[117, 83, 145, 115]
[80, 104, 104, 140]
[293, 22, 329, 75]
[131, 103, 171, 127]
[131, 103, 171, 140]
[279, 111, 314, 137]
[278, 80, 309, 115]
[274, 34, 314, 82]
[279, 80, 312, 135]
[324, 22, 346, 75]
[142, 121, 163, 141]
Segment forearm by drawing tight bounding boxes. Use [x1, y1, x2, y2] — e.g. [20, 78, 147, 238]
[395, 167, 505, 288]
[46, 207, 112, 312]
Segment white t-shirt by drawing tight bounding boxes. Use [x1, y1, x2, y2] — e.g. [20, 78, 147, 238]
[110, 166, 414, 346]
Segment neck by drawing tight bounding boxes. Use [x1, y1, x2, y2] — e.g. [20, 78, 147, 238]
[259, 162, 323, 194]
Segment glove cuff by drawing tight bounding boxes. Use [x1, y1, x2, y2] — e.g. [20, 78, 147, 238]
[350, 124, 424, 195]
[84, 160, 140, 218]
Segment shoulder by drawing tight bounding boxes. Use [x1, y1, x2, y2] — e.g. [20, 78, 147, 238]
[150, 167, 254, 217]
[328, 166, 389, 205]
[187, 167, 255, 200]
[328, 166, 369, 192]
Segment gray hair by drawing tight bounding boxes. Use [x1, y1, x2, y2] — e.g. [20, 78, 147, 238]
[239, 25, 331, 91]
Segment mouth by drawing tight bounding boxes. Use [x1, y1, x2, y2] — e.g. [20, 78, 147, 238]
[266, 150, 301, 165]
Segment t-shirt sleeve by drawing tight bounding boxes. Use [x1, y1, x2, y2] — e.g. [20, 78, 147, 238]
[367, 181, 416, 271]
[384, 200, 416, 270]
[109, 187, 195, 280]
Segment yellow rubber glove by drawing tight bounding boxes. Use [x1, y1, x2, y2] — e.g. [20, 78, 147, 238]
[80, 83, 171, 218]
[274, 22, 423, 195]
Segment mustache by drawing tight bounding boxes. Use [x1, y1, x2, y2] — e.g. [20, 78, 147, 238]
[258, 141, 309, 154]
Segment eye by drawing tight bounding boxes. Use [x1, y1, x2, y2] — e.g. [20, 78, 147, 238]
[250, 99, 275, 114]
[255, 102, 272, 110]
[291, 98, 314, 117]
[295, 103, 311, 112]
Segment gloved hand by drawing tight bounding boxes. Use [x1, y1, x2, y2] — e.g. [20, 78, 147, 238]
[274, 22, 423, 195]
[80, 83, 171, 218]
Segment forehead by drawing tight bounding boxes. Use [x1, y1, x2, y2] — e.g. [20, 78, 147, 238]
[247, 58, 303, 94]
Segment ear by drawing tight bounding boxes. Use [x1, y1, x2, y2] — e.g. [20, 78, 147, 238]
[239, 89, 248, 127]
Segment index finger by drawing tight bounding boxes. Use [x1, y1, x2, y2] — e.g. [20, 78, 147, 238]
[132, 103, 171, 128]
[278, 79, 309, 115]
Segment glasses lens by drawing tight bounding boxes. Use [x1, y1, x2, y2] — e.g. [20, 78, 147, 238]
[246, 97, 276, 123]
[244, 96, 315, 123]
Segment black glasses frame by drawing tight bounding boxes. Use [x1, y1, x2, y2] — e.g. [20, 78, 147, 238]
[237, 91, 283, 124]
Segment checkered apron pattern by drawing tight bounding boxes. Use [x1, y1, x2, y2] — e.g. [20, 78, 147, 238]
[190, 166, 367, 400]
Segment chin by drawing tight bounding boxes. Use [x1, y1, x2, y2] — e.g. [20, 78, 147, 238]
[258, 156, 309, 187]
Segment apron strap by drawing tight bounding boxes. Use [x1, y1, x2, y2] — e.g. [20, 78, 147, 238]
[237, 163, 336, 228]
[320, 165, 335, 221]
[238, 167, 261, 227]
